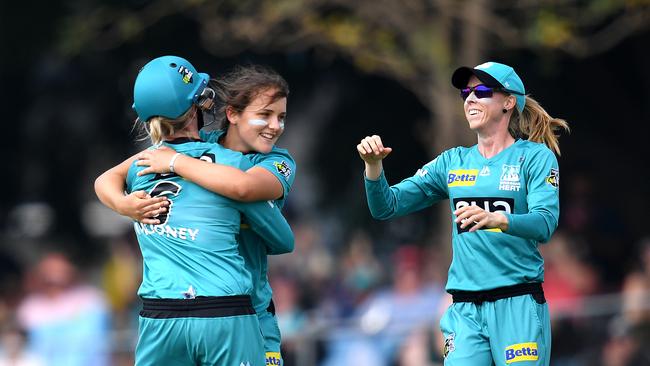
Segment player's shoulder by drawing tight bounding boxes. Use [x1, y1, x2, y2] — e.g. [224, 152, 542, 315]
[248, 145, 294, 164]
[426, 145, 472, 166]
[517, 139, 555, 158]
[199, 129, 226, 143]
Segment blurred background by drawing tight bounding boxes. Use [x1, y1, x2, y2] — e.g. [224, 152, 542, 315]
[1, 0, 650, 365]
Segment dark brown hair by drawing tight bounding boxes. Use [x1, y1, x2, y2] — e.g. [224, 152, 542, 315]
[210, 65, 289, 129]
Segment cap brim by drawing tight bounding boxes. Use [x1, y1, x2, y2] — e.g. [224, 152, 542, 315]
[451, 67, 503, 89]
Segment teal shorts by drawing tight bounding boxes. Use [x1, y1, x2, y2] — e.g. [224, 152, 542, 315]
[258, 306, 282, 366]
[135, 296, 265, 366]
[440, 293, 551, 365]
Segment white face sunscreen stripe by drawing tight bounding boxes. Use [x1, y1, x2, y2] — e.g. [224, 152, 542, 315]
[248, 119, 268, 126]
[279, 121, 285, 129]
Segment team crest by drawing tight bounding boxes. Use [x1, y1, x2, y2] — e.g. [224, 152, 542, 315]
[546, 168, 559, 188]
[273, 160, 292, 179]
[443, 333, 455, 358]
[499, 164, 521, 191]
[178, 65, 194, 84]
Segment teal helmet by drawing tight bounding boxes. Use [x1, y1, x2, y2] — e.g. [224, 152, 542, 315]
[132, 55, 211, 122]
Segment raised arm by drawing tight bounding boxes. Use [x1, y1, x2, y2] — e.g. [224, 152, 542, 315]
[135, 146, 283, 201]
[94, 153, 168, 224]
[358, 135, 447, 219]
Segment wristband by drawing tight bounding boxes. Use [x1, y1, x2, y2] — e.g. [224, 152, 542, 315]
[169, 153, 181, 173]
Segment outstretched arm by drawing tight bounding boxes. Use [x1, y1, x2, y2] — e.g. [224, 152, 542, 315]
[358, 135, 446, 219]
[94, 153, 169, 224]
[135, 146, 283, 201]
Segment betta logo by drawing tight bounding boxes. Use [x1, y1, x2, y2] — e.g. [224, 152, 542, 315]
[505, 342, 538, 364]
[447, 169, 479, 187]
[265, 352, 282, 366]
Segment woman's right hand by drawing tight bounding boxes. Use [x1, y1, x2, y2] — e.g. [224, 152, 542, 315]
[357, 135, 393, 180]
[116, 191, 169, 225]
[357, 135, 392, 163]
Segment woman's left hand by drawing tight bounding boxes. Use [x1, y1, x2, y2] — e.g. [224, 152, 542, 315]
[135, 146, 179, 176]
[454, 205, 509, 232]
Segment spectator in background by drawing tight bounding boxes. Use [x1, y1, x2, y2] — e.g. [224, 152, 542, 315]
[16, 252, 110, 366]
[621, 237, 650, 326]
[600, 237, 650, 365]
[541, 231, 600, 315]
[323, 245, 444, 366]
[0, 320, 44, 366]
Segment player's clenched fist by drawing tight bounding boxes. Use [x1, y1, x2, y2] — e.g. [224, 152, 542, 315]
[357, 135, 393, 163]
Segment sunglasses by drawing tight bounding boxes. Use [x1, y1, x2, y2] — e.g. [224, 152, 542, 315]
[460, 85, 503, 100]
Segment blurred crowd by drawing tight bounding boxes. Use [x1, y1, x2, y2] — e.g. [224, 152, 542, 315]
[1, 174, 649, 366]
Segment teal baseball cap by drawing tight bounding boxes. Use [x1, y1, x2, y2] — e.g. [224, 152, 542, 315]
[451, 61, 526, 113]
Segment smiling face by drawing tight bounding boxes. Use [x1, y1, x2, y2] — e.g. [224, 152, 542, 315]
[226, 88, 287, 153]
[464, 75, 515, 132]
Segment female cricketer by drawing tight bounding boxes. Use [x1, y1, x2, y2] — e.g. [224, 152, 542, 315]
[120, 55, 294, 365]
[357, 61, 569, 365]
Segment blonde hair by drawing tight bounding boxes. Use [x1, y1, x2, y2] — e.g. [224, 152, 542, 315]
[136, 107, 197, 145]
[508, 96, 570, 155]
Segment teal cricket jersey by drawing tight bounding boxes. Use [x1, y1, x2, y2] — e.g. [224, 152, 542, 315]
[201, 129, 296, 313]
[365, 139, 560, 292]
[126, 137, 294, 299]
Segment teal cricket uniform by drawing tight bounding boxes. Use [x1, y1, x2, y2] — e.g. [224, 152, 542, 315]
[126, 137, 294, 366]
[202, 130, 296, 366]
[365, 139, 560, 365]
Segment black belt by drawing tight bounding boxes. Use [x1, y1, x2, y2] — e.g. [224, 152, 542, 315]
[140, 295, 255, 319]
[450, 283, 545, 305]
[266, 299, 276, 316]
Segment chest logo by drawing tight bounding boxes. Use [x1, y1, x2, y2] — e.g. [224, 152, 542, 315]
[499, 164, 521, 191]
[479, 166, 490, 176]
[448, 169, 478, 187]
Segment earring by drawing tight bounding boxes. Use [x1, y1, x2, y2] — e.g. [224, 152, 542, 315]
[502, 108, 508, 113]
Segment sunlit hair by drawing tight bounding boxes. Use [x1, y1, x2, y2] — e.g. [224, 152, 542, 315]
[135, 107, 197, 145]
[508, 96, 570, 155]
[209, 65, 289, 130]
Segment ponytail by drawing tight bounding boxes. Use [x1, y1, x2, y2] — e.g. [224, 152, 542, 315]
[136, 106, 197, 145]
[508, 96, 570, 155]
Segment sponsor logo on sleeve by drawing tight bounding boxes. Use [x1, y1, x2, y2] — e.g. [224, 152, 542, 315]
[505, 342, 539, 364]
[499, 164, 521, 191]
[447, 169, 479, 187]
[273, 160, 292, 179]
[546, 168, 559, 188]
